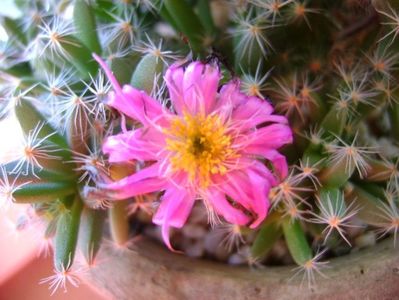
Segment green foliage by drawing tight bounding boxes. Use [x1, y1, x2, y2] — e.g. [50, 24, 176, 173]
[282, 218, 312, 265]
[162, 0, 205, 53]
[73, 0, 102, 54]
[251, 219, 281, 261]
[54, 195, 83, 271]
[79, 207, 106, 265]
[131, 53, 164, 93]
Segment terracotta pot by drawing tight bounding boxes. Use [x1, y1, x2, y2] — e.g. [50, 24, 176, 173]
[82, 238, 399, 300]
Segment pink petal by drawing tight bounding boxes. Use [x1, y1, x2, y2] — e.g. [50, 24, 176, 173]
[215, 167, 272, 228]
[250, 160, 278, 186]
[93, 54, 168, 126]
[237, 124, 293, 151]
[93, 54, 123, 95]
[103, 163, 167, 199]
[217, 171, 253, 211]
[103, 128, 165, 162]
[107, 177, 166, 200]
[235, 95, 274, 116]
[165, 62, 220, 115]
[249, 149, 289, 180]
[217, 80, 245, 109]
[108, 85, 168, 126]
[183, 62, 220, 114]
[231, 96, 288, 131]
[153, 186, 196, 250]
[246, 167, 271, 228]
[164, 64, 185, 114]
[205, 187, 250, 225]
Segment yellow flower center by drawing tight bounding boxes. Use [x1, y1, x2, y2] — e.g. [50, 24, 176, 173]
[165, 112, 237, 187]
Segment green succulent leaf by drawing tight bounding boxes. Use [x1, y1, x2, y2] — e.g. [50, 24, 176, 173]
[163, 0, 205, 53]
[282, 218, 312, 265]
[1, 17, 27, 45]
[13, 181, 76, 203]
[131, 53, 164, 94]
[110, 54, 139, 85]
[73, 0, 102, 54]
[14, 100, 70, 156]
[54, 195, 83, 271]
[197, 0, 216, 35]
[345, 182, 386, 226]
[3, 160, 75, 183]
[251, 221, 281, 261]
[79, 207, 106, 265]
[60, 36, 98, 79]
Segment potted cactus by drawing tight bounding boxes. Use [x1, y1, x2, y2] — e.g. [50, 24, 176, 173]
[1, 0, 399, 298]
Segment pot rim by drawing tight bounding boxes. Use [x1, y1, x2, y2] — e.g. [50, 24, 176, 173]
[82, 237, 399, 300]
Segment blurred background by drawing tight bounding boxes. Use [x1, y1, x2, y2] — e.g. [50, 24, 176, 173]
[0, 1, 106, 299]
[0, 115, 107, 300]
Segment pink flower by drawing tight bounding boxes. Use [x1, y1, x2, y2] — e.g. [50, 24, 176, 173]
[93, 54, 293, 250]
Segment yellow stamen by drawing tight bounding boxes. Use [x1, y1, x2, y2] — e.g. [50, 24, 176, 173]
[165, 112, 238, 187]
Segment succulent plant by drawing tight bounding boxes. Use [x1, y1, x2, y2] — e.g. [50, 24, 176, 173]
[1, 0, 399, 293]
